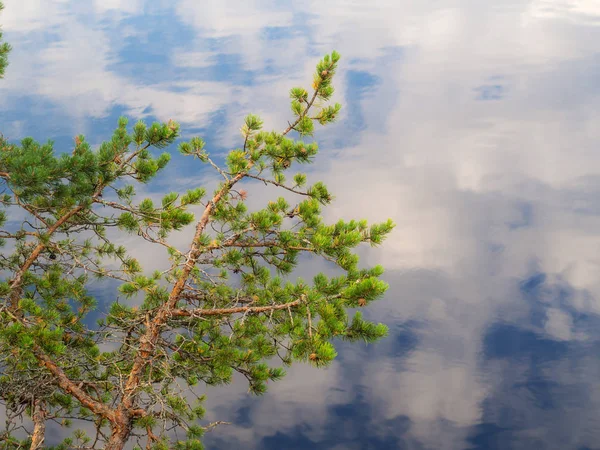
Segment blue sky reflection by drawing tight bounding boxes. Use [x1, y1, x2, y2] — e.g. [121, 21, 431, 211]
[2, 0, 600, 448]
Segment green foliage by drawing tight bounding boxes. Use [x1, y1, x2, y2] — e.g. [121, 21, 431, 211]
[0, 46, 395, 449]
[0, 2, 9, 79]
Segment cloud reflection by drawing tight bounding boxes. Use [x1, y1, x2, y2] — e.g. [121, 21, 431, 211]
[2, 0, 600, 448]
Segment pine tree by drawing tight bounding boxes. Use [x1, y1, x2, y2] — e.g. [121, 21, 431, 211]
[0, 5, 394, 448]
[0, 2, 9, 78]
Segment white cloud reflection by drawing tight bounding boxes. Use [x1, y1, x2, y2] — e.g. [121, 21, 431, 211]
[2, 0, 600, 448]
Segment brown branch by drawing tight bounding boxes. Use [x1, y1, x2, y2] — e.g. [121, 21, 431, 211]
[245, 173, 311, 196]
[94, 199, 136, 213]
[169, 298, 302, 318]
[34, 347, 114, 420]
[3, 145, 160, 421]
[6, 203, 87, 312]
[145, 425, 159, 450]
[5, 141, 153, 312]
[203, 420, 231, 433]
[179, 291, 255, 304]
[0, 230, 38, 238]
[206, 156, 229, 181]
[122, 164, 253, 409]
[29, 399, 46, 450]
[12, 192, 51, 229]
[222, 241, 312, 251]
[103, 61, 338, 440]
[1, 140, 176, 445]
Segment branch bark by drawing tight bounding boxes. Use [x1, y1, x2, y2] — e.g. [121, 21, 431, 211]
[7, 203, 86, 312]
[29, 399, 46, 450]
[3, 146, 154, 436]
[34, 347, 115, 419]
[115, 167, 252, 420]
[169, 298, 302, 318]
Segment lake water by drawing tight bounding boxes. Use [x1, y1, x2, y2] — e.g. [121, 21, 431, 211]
[2, 1, 600, 449]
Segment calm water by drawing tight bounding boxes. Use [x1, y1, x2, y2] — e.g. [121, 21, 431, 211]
[2, 1, 600, 449]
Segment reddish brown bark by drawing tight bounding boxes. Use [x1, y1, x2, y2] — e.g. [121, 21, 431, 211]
[34, 346, 114, 419]
[29, 399, 46, 450]
[104, 170, 251, 446]
[104, 410, 133, 450]
[7, 204, 85, 312]
[121, 169, 250, 409]
[3, 145, 175, 449]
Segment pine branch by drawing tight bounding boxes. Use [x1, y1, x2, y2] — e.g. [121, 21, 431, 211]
[169, 297, 303, 318]
[282, 57, 337, 136]
[245, 173, 312, 196]
[0, 49, 395, 449]
[121, 164, 253, 409]
[29, 399, 46, 450]
[283, 88, 319, 136]
[33, 346, 114, 420]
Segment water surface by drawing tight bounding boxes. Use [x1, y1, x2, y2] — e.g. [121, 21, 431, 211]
[2, 1, 600, 449]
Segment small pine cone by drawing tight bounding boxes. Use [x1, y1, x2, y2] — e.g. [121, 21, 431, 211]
[309, 353, 318, 361]
[358, 298, 367, 307]
[321, 70, 328, 77]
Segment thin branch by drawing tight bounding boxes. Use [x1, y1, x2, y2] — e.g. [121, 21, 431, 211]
[122, 165, 253, 408]
[203, 420, 231, 433]
[169, 298, 302, 318]
[206, 156, 229, 182]
[307, 305, 313, 338]
[282, 87, 319, 136]
[33, 346, 115, 420]
[245, 173, 311, 196]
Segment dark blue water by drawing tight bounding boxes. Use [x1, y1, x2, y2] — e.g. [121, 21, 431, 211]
[2, 1, 600, 449]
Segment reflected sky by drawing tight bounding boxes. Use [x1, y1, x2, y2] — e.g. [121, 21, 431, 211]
[2, 0, 600, 448]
